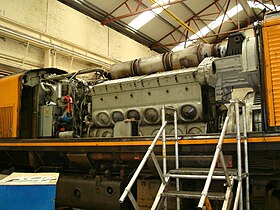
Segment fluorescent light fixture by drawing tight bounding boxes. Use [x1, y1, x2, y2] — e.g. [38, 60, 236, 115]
[129, 0, 174, 30]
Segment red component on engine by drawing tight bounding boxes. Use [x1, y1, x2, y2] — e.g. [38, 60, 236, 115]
[64, 95, 72, 114]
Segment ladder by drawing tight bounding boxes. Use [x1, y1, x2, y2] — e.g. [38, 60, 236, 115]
[120, 100, 250, 210]
[119, 106, 178, 210]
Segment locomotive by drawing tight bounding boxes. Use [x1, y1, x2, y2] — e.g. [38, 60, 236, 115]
[0, 12, 280, 210]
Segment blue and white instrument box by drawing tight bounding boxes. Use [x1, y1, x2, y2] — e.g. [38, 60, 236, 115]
[0, 172, 59, 210]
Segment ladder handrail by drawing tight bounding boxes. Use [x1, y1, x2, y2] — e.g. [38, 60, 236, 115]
[198, 99, 250, 210]
[119, 120, 167, 204]
[235, 99, 244, 210]
[242, 105, 250, 210]
[197, 116, 230, 208]
[174, 109, 180, 210]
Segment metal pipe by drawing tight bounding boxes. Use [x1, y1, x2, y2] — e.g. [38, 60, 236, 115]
[45, 68, 105, 81]
[161, 106, 167, 210]
[174, 109, 180, 210]
[110, 43, 220, 79]
[151, 151, 166, 184]
[128, 191, 140, 210]
[233, 181, 243, 210]
[218, 150, 232, 187]
[161, 106, 167, 175]
[58, 131, 74, 138]
[197, 116, 230, 208]
[57, 83, 62, 98]
[242, 105, 250, 210]
[40, 82, 52, 93]
[235, 99, 243, 210]
[119, 121, 167, 204]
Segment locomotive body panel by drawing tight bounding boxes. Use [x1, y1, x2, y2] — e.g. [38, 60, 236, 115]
[263, 17, 280, 127]
[0, 74, 22, 138]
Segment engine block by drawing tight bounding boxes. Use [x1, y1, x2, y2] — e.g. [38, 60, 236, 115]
[91, 58, 217, 137]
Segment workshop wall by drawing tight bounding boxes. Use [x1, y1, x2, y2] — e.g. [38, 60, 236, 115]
[0, 0, 157, 72]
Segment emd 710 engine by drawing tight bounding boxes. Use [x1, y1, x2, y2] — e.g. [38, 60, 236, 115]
[0, 35, 261, 140]
[90, 57, 218, 137]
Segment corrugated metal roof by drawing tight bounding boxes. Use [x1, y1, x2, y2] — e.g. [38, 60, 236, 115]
[59, 0, 280, 53]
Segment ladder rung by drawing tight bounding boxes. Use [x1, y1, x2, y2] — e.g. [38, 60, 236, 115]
[168, 173, 247, 180]
[168, 174, 232, 180]
[169, 168, 238, 176]
[162, 191, 225, 200]
[162, 155, 213, 160]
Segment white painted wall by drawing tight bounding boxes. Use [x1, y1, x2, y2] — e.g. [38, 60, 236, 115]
[0, 0, 157, 72]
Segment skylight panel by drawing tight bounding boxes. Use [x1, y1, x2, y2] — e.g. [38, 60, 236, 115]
[128, 0, 175, 30]
[247, 1, 280, 11]
[172, 1, 280, 52]
[227, 3, 243, 17]
[172, 4, 243, 51]
[129, 11, 158, 30]
[172, 41, 190, 52]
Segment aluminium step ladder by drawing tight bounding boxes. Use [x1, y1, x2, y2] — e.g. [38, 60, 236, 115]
[119, 100, 250, 210]
[119, 106, 179, 210]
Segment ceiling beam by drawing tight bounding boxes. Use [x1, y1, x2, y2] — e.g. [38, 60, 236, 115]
[215, 1, 237, 28]
[238, 0, 257, 20]
[150, 0, 209, 43]
[154, 25, 254, 48]
[150, 0, 220, 49]
[132, 0, 186, 38]
[254, 0, 279, 11]
[216, 0, 231, 39]
[102, 0, 129, 23]
[58, 0, 170, 53]
[180, 2, 218, 38]
[101, 0, 186, 25]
